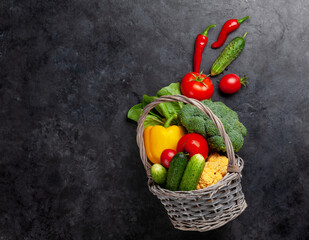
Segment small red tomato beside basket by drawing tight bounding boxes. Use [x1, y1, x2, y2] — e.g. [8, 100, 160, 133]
[219, 73, 248, 94]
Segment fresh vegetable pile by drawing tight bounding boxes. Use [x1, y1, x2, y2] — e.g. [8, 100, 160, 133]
[128, 16, 250, 191]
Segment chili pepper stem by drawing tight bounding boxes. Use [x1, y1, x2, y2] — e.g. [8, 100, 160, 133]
[200, 24, 216, 36]
[240, 75, 249, 87]
[164, 114, 177, 128]
[237, 16, 250, 24]
[243, 32, 248, 39]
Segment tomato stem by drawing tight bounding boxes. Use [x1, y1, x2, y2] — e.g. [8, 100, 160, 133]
[189, 71, 207, 83]
[240, 75, 249, 87]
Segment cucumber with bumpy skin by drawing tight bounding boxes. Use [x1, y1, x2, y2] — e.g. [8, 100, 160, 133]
[211, 32, 247, 76]
[166, 152, 188, 191]
[179, 154, 205, 191]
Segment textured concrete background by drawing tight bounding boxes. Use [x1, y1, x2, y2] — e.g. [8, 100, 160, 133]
[1, 0, 309, 239]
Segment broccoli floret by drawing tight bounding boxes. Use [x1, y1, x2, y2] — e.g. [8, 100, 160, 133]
[178, 100, 247, 152]
[178, 101, 207, 136]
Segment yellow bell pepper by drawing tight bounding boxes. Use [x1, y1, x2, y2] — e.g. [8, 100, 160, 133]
[143, 125, 186, 164]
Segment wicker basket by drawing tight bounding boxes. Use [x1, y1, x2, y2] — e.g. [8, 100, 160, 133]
[136, 95, 247, 232]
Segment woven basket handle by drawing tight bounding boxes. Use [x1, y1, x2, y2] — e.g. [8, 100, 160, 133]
[136, 95, 240, 173]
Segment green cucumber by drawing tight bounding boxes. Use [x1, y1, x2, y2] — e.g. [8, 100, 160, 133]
[151, 164, 167, 185]
[211, 32, 247, 76]
[179, 154, 205, 191]
[166, 152, 188, 191]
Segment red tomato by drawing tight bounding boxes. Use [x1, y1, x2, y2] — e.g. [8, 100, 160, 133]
[181, 72, 214, 100]
[160, 149, 176, 168]
[219, 74, 248, 94]
[176, 133, 209, 159]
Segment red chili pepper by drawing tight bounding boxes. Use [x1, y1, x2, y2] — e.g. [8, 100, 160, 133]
[211, 16, 249, 49]
[193, 24, 216, 73]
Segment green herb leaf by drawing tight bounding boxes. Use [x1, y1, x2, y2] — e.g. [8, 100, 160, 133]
[156, 82, 182, 96]
[143, 115, 164, 129]
[127, 103, 143, 122]
[155, 82, 183, 123]
[127, 82, 183, 127]
[142, 95, 165, 120]
[127, 102, 164, 129]
[142, 95, 156, 107]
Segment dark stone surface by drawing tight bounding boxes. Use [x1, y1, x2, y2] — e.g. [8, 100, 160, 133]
[1, 0, 308, 239]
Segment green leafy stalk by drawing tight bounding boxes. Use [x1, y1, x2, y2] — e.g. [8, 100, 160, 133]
[164, 114, 177, 128]
[127, 82, 183, 128]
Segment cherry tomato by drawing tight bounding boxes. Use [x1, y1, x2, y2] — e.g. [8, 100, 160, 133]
[219, 74, 248, 94]
[160, 149, 176, 168]
[176, 133, 209, 159]
[181, 72, 214, 100]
